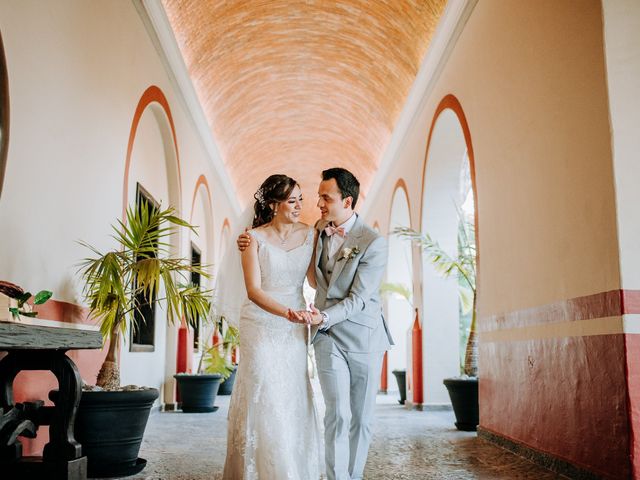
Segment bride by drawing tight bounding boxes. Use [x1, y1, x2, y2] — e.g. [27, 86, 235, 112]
[222, 174, 322, 480]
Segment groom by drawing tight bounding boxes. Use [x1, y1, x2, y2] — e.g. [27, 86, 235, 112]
[239, 167, 393, 480]
[305, 167, 393, 480]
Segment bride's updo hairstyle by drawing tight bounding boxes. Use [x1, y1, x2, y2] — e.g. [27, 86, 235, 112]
[252, 174, 298, 228]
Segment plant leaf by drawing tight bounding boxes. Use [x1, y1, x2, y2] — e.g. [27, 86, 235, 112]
[34, 290, 53, 305]
[17, 292, 32, 307]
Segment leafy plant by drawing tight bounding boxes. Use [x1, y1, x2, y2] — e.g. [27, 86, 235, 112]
[379, 282, 413, 307]
[394, 211, 477, 377]
[0, 280, 52, 320]
[79, 202, 212, 390]
[197, 315, 240, 379]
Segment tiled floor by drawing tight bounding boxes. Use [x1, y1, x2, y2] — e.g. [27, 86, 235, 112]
[127, 392, 565, 480]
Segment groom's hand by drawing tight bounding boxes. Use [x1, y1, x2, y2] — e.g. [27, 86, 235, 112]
[309, 303, 324, 325]
[304, 304, 323, 326]
[237, 229, 251, 251]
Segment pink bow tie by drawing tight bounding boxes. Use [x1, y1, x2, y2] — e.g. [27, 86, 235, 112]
[324, 224, 346, 237]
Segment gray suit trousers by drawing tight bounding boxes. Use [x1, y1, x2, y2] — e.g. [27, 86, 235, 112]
[315, 333, 384, 480]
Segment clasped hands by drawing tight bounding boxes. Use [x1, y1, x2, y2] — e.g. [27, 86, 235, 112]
[287, 304, 323, 326]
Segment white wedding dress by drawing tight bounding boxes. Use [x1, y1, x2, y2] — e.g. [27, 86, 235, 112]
[223, 227, 321, 480]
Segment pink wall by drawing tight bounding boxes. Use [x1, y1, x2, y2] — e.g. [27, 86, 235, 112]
[479, 290, 640, 478]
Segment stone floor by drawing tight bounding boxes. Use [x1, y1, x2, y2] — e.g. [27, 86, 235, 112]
[125, 392, 565, 480]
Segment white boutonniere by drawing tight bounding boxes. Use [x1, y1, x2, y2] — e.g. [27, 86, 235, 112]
[338, 246, 360, 262]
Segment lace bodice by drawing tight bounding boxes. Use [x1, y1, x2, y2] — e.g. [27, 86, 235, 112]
[251, 227, 314, 294]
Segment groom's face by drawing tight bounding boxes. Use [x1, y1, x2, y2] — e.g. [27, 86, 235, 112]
[317, 178, 352, 222]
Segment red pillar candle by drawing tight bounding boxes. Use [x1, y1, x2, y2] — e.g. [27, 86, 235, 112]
[380, 351, 388, 392]
[231, 346, 238, 364]
[412, 308, 423, 406]
[177, 323, 192, 374]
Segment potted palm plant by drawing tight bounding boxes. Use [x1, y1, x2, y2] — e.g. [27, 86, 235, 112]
[394, 211, 478, 431]
[174, 315, 239, 412]
[74, 202, 211, 477]
[213, 315, 240, 396]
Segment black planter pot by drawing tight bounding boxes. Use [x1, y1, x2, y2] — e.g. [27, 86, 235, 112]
[73, 388, 159, 478]
[174, 373, 222, 412]
[217, 365, 238, 396]
[443, 377, 479, 431]
[391, 369, 406, 405]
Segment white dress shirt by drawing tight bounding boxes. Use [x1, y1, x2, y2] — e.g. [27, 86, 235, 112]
[327, 213, 357, 258]
[320, 213, 357, 330]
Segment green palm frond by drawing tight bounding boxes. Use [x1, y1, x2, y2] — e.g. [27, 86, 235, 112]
[393, 206, 478, 377]
[458, 286, 473, 315]
[222, 323, 240, 347]
[201, 346, 234, 378]
[393, 215, 476, 293]
[196, 318, 240, 375]
[78, 204, 213, 344]
[379, 282, 413, 305]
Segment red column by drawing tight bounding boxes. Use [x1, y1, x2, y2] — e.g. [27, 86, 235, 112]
[231, 346, 238, 364]
[412, 308, 423, 406]
[380, 351, 388, 392]
[176, 319, 192, 374]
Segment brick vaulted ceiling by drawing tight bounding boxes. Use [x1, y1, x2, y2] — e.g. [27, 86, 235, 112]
[162, 0, 447, 221]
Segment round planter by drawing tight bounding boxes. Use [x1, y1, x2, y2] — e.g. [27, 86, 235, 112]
[174, 373, 222, 413]
[73, 388, 159, 478]
[443, 377, 479, 431]
[217, 365, 238, 395]
[391, 369, 406, 405]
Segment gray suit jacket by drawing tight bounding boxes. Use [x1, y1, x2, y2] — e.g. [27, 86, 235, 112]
[312, 215, 394, 353]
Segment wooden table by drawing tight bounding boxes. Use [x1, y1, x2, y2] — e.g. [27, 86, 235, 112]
[0, 318, 102, 479]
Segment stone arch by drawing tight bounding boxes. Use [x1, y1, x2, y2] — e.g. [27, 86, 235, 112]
[419, 94, 478, 404]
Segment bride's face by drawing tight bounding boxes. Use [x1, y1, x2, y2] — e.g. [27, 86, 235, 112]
[275, 184, 303, 223]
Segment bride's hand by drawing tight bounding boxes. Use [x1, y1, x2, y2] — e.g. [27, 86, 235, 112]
[286, 309, 307, 324]
[293, 310, 322, 325]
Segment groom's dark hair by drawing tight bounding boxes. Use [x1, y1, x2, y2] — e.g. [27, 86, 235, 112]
[322, 168, 360, 209]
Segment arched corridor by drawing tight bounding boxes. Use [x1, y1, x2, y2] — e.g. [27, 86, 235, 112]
[1, 0, 640, 479]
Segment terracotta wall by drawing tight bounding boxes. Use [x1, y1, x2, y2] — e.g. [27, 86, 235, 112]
[364, 1, 628, 477]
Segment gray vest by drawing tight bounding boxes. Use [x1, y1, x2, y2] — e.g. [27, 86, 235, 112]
[320, 233, 339, 283]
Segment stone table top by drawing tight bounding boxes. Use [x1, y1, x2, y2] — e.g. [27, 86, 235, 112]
[0, 318, 102, 350]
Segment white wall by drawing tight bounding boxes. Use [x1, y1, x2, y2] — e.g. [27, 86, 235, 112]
[420, 109, 467, 404]
[386, 187, 413, 390]
[119, 102, 178, 391]
[0, 1, 239, 398]
[602, 0, 640, 290]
